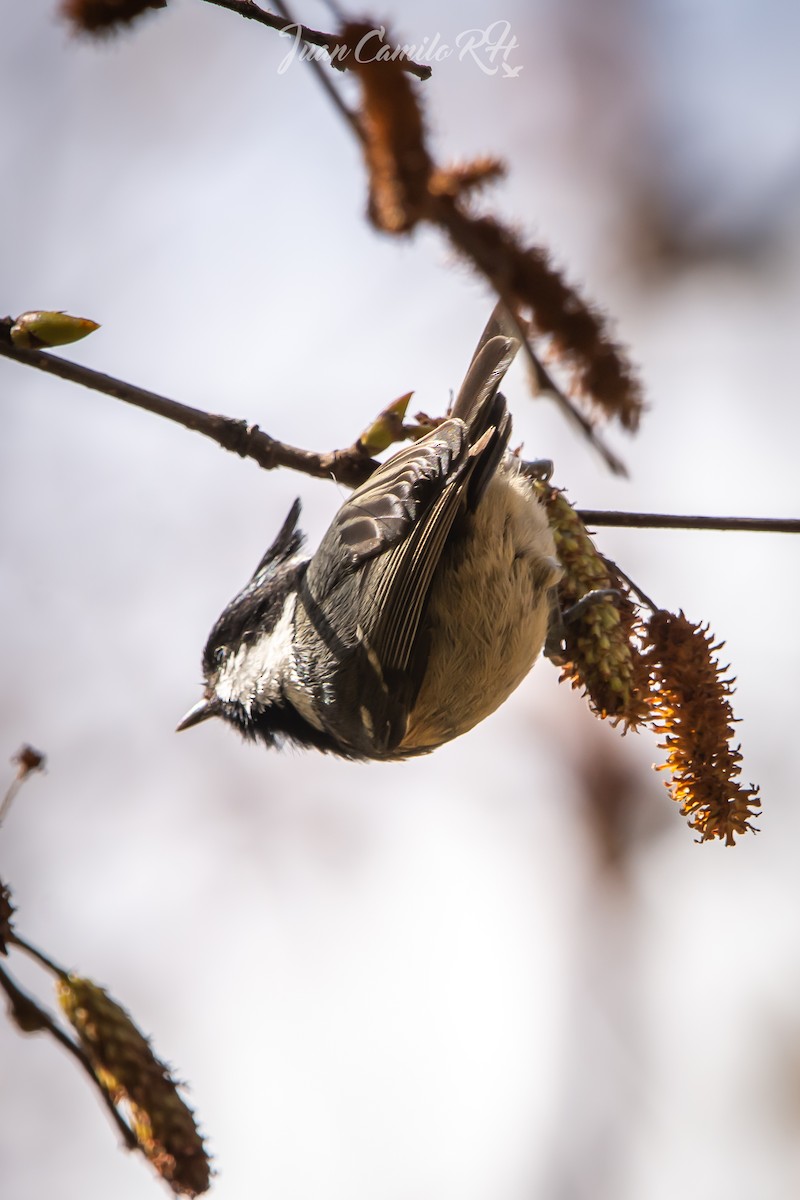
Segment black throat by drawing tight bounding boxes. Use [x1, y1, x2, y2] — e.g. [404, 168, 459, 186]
[222, 694, 364, 760]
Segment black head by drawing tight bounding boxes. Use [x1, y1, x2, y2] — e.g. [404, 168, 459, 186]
[201, 499, 305, 680]
[177, 500, 318, 749]
[178, 501, 365, 758]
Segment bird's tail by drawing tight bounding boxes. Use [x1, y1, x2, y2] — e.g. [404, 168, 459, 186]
[450, 303, 523, 507]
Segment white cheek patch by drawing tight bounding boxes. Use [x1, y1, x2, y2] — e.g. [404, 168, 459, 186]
[215, 593, 297, 711]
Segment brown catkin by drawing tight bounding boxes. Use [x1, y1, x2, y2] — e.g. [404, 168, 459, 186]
[344, 21, 642, 433]
[344, 22, 432, 233]
[60, 0, 167, 35]
[535, 482, 651, 728]
[58, 976, 210, 1195]
[644, 610, 761, 845]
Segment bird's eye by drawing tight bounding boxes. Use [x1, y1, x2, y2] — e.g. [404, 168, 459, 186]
[214, 646, 227, 663]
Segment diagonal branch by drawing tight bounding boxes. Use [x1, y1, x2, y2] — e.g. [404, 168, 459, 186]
[2, 336, 796, 533]
[494, 298, 629, 476]
[0, 338, 379, 489]
[222, 1, 627, 478]
[201, 0, 432, 81]
[266, 0, 367, 140]
[0, 961, 138, 1151]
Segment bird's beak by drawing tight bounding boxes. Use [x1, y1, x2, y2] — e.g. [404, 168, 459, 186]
[176, 698, 217, 733]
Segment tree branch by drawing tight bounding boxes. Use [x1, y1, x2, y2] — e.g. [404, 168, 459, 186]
[3, 336, 796, 533]
[496, 300, 629, 477]
[0, 337, 379, 489]
[200, 0, 432, 81]
[200, 0, 630, 479]
[266, 0, 366, 141]
[0, 961, 138, 1151]
[577, 510, 800, 534]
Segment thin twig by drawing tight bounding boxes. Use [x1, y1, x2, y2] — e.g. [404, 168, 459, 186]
[600, 555, 659, 612]
[0, 778, 22, 827]
[268, 0, 365, 141]
[0, 746, 45, 828]
[226, 0, 617, 477]
[234, 0, 629, 480]
[503, 305, 629, 477]
[0, 339, 379, 489]
[578, 510, 800, 534]
[201, 0, 432, 81]
[0, 962, 138, 1151]
[11, 934, 68, 978]
[206, 3, 640, 475]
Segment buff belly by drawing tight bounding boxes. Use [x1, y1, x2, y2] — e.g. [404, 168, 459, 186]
[400, 467, 562, 753]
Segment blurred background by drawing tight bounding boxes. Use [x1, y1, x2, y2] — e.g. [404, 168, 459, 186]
[2, 1, 800, 1197]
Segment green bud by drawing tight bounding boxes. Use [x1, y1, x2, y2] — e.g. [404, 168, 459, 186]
[357, 392, 413, 455]
[10, 310, 100, 349]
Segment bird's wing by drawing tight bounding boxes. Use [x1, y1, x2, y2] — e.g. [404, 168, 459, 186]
[450, 301, 523, 422]
[333, 330, 519, 572]
[353, 428, 490, 676]
[304, 336, 517, 710]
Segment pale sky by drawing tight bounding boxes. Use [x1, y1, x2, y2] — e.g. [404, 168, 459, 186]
[2, 3, 800, 1199]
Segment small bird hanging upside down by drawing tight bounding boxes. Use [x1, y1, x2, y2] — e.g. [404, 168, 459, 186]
[178, 305, 563, 760]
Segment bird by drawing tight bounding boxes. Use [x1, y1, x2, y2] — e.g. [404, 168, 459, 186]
[177, 304, 562, 760]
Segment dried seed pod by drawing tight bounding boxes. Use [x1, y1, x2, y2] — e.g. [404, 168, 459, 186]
[60, 0, 167, 35]
[344, 22, 432, 233]
[644, 610, 761, 845]
[432, 209, 644, 431]
[535, 481, 650, 728]
[429, 158, 506, 200]
[343, 17, 641, 429]
[58, 976, 210, 1195]
[11, 745, 46, 777]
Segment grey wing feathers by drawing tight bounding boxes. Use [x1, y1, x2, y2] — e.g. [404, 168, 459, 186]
[300, 308, 520, 754]
[299, 419, 480, 752]
[450, 334, 516, 510]
[349, 320, 524, 686]
[323, 318, 521, 571]
[454, 300, 525, 392]
[450, 333, 519, 424]
[357, 451, 485, 674]
[334, 419, 468, 565]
